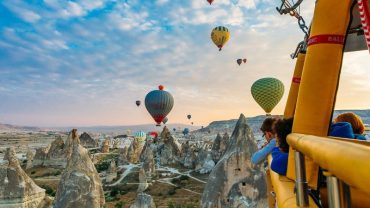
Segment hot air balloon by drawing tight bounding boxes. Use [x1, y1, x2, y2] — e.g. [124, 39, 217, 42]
[163, 117, 168, 124]
[211, 26, 230, 51]
[237, 59, 242, 65]
[207, 0, 214, 4]
[183, 128, 190, 136]
[136, 100, 141, 107]
[243, 58, 247, 63]
[191, 122, 194, 125]
[148, 131, 158, 139]
[134, 131, 147, 143]
[145, 85, 174, 126]
[251, 77, 284, 115]
[231, 0, 239, 5]
[173, 128, 176, 132]
[187, 114, 191, 120]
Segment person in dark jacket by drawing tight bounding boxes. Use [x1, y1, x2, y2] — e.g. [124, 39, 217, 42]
[270, 118, 293, 176]
[334, 112, 367, 140]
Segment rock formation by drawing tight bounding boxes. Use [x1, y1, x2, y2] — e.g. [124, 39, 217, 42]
[101, 139, 110, 153]
[118, 147, 129, 165]
[54, 129, 105, 208]
[130, 193, 156, 208]
[32, 145, 50, 167]
[25, 149, 34, 170]
[112, 139, 120, 149]
[158, 127, 181, 166]
[137, 168, 149, 193]
[180, 141, 196, 168]
[0, 147, 46, 208]
[211, 133, 229, 163]
[43, 136, 67, 168]
[118, 146, 129, 165]
[201, 114, 267, 208]
[141, 147, 156, 179]
[127, 138, 145, 164]
[106, 160, 118, 183]
[80, 132, 98, 148]
[195, 150, 215, 174]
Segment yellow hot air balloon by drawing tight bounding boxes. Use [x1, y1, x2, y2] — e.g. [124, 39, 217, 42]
[211, 26, 230, 51]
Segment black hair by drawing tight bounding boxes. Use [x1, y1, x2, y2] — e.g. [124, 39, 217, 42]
[273, 118, 294, 153]
[260, 117, 278, 133]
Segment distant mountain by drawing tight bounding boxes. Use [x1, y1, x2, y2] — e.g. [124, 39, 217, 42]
[0, 123, 41, 132]
[195, 109, 370, 136]
[1, 109, 369, 134]
[50, 123, 198, 134]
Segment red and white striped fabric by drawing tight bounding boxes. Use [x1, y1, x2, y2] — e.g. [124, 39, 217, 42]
[357, 0, 370, 53]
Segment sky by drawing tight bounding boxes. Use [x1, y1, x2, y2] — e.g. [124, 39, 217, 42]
[0, 0, 369, 127]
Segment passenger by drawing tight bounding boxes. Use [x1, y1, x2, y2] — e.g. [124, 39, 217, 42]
[333, 112, 366, 140]
[329, 122, 355, 138]
[270, 118, 293, 176]
[251, 117, 278, 165]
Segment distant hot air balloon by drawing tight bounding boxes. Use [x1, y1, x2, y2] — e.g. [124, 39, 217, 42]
[163, 117, 168, 124]
[191, 122, 194, 125]
[243, 58, 247, 63]
[183, 128, 190, 136]
[231, 0, 239, 5]
[134, 131, 146, 143]
[251, 77, 284, 115]
[211, 26, 230, 51]
[145, 85, 174, 126]
[136, 100, 141, 107]
[148, 131, 158, 139]
[173, 128, 176, 132]
[237, 59, 242, 65]
[187, 114, 191, 120]
[207, 0, 214, 4]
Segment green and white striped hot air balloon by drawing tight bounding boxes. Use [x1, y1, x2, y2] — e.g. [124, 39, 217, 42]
[251, 77, 284, 115]
[134, 131, 146, 143]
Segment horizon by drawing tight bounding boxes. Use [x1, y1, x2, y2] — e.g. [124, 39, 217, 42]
[2, 108, 370, 128]
[1, 0, 369, 127]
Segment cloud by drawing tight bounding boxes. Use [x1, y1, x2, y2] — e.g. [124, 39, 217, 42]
[0, 0, 369, 126]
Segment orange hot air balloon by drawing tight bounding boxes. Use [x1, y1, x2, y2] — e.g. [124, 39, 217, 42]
[243, 58, 247, 63]
[159, 85, 164, 90]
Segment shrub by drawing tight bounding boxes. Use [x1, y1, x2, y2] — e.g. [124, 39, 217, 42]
[167, 188, 176, 195]
[110, 188, 119, 197]
[41, 185, 56, 197]
[31, 171, 36, 175]
[115, 201, 125, 208]
[179, 175, 189, 180]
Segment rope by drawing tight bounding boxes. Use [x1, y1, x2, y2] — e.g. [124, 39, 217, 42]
[357, 0, 370, 53]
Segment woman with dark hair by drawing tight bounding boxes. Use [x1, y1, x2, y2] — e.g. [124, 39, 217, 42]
[270, 118, 294, 175]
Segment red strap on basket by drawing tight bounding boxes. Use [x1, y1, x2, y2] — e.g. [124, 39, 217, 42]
[292, 77, 301, 84]
[307, 35, 345, 47]
[357, 0, 370, 53]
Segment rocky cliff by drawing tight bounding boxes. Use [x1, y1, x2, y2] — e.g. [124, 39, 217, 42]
[53, 129, 105, 208]
[201, 114, 267, 208]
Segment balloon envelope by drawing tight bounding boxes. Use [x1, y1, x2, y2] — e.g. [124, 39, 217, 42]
[237, 59, 242, 65]
[163, 117, 168, 124]
[183, 128, 190, 135]
[187, 114, 191, 120]
[145, 86, 174, 126]
[136, 100, 141, 107]
[243, 59, 247, 63]
[134, 131, 146, 143]
[207, 0, 214, 4]
[211, 26, 230, 51]
[251, 77, 284, 114]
